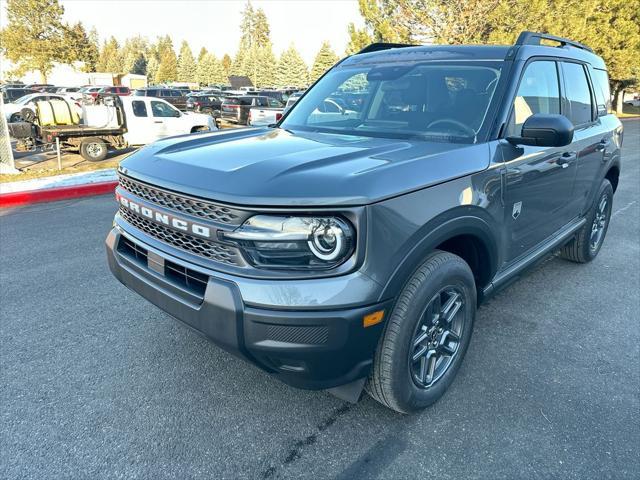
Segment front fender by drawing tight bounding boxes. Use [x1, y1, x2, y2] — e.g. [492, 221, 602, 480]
[376, 207, 500, 302]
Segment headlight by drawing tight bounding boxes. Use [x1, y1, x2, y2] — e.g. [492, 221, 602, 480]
[223, 215, 355, 270]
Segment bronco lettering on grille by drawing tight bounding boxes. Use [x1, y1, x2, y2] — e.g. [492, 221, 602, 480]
[117, 193, 212, 239]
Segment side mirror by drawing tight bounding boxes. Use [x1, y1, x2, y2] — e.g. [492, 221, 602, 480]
[507, 113, 574, 147]
[173, 110, 181, 117]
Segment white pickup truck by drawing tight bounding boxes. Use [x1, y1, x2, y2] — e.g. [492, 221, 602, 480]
[247, 98, 285, 126]
[8, 95, 217, 161]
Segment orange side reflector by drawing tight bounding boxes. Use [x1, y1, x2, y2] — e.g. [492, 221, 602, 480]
[363, 310, 385, 328]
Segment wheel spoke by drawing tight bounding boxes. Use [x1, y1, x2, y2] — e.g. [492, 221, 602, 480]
[430, 294, 441, 324]
[598, 196, 607, 214]
[413, 329, 429, 347]
[412, 345, 428, 362]
[441, 292, 462, 323]
[424, 352, 437, 384]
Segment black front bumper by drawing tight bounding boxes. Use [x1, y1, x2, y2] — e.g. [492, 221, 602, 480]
[106, 228, 389, 390]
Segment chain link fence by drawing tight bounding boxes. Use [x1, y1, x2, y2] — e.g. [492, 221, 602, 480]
[0, 96, 20, 174]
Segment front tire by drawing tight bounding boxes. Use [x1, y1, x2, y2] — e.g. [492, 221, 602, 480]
[560, 179, 613, 263]
[366, 250, 476, 414]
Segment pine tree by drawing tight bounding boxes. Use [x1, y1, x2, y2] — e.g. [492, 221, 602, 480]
[0, 0, 68, 81]
[177, 40, 197, 82]
[232, 0, 276, 84]
[156, 47, 178, 83]
[146, 54, 159, 85]
[154, 36, 177, 83]
[310, 41, 339, 82]
[197, 47, 208, 63]
[97, 36, 123, 73]
[221, 54, 232, 81]
[276, 44, 308, 88]
[63, 22, 99, 72]
[121, 36, 148, 74]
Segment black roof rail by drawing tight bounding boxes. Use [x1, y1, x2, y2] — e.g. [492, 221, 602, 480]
[357, 42, 416, 54]
[515, 31, 593, 53]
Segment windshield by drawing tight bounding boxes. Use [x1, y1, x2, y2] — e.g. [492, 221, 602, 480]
[281, 61, 502, 143]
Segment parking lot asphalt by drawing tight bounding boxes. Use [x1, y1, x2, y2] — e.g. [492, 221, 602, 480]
[1, 119, 638, 480]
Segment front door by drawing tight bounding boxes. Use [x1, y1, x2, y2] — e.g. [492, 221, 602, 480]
[501, 60, 578, 263]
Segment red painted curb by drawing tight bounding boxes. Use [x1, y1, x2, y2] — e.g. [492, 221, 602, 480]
[0, 181, 118, 208]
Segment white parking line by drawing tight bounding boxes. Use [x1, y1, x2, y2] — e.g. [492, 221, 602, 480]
[612, 200, 638, 217]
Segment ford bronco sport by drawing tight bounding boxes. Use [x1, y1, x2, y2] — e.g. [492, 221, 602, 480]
[106, 32, 622, 413]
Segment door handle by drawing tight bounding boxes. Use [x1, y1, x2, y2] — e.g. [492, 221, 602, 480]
[557, 152, 576, 168]
[595, 139, 610, 152]
[153, 121, 163, 124]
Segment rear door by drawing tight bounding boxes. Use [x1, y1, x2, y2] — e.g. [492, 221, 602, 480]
[560, 61, 609, 214]
[501, 59, 579, 262]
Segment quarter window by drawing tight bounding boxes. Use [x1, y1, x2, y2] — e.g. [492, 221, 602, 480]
[563, 62, 593, 125]
[507, 61, 560, 136]
[132, 100, 148, 117]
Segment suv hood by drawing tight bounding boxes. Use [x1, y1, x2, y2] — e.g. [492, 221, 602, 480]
[120, 127, 491, 207]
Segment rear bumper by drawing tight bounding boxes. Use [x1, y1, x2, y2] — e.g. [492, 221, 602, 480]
[106, 227, 390, 390]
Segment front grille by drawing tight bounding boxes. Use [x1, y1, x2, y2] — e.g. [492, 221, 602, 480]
[119, 207, 243, 266]
[118, 175, 245, 225]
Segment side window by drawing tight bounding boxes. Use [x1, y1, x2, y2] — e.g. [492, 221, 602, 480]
[562, 62, 593, 125]
[590, 68, 611, 115]
[151, 100, 178, 117]
[507, 61, 560, 135]
[258, 97, 269, 107]
[171, 90, 182, 97]
[132, 100, 148, 117]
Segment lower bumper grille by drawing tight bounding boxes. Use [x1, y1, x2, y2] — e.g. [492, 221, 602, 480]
[119, 207, 243, 266]
[117, 235, 209, 298]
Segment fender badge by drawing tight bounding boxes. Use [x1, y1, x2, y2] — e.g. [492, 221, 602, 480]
[512, 201, 522, 220]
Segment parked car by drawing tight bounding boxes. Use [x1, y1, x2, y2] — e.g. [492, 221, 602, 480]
[9, 95, 216, 161]
[248, 98, 285, 126]
[256, 90, 288, 104]
[98, 86, 131, 96]
[133, 88, 188, 110]
[4, 92, 81, 123]
[26, 83, 54, 92]
[284, 92, 303, 111]
[80, 86, 110, 100]
[56, 86, 81, 93]
[185, 94, 223, 118]
[624, 97, 640, 107]
[106, 31, 622, 413]
[220, 95, 271, 125]
[2, 87, 35, 104]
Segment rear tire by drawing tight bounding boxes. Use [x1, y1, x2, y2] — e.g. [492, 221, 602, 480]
[559, 179, 613, 263]
[9, 113, 23, 123]
[79, 137, 108, 162]
[366, 250, 476, 414]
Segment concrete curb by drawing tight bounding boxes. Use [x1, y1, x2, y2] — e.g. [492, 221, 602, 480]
[0, 180, 118, 208]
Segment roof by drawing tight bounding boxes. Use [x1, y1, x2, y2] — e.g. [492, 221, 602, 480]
[343, 43, 605, 69]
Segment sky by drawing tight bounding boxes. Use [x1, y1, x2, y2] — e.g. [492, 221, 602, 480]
[3, 0, 366, 64]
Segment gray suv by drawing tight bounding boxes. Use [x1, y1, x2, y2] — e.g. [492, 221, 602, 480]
[106, 32, 622, 413]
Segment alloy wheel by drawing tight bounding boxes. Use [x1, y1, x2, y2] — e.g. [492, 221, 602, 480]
[409, 287, 465, 389]
[590, 193, 609, 253]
